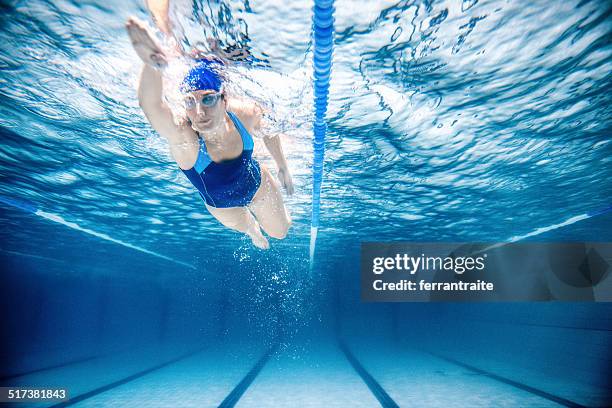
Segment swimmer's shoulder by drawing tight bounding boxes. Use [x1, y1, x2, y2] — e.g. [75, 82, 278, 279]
[227, 97, 263, 134]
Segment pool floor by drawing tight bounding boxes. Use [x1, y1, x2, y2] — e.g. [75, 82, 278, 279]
[4, 337, 602, 407]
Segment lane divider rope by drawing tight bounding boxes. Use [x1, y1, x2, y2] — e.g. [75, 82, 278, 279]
[309, 0, 335, 267]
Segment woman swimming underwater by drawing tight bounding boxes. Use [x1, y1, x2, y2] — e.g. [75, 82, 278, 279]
[125, 11, 293, 249]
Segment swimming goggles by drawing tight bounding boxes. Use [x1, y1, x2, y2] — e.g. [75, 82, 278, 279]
[184, 92, 221, 109]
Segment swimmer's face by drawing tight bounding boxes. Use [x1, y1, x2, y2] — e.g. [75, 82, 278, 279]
[184, 90, 226, 132]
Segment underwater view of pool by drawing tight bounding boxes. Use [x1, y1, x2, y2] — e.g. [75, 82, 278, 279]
[1, 0, 611, 406]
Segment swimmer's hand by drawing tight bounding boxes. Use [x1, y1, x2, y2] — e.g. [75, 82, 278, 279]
[277, 166, 294, 196]
[126, 17, 167, 69]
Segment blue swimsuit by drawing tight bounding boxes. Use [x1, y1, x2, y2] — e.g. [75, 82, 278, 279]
[181, 111, 261, 208]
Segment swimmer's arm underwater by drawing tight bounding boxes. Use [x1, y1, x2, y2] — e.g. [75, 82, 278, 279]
[229, 101, 293, 195]
[251, 105, 294, 195]
[263, 135, 294, 195]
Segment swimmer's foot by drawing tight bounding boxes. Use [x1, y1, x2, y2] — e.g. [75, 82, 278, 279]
[247, 225, 269, 250]
[126, 17, 168, 69]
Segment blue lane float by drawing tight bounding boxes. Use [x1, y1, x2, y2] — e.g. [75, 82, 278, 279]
[310, 0, 335, 266]
[0, 194, 196, 270]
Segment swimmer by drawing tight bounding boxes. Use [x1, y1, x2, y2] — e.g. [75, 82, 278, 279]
[125, 4, 293, 249]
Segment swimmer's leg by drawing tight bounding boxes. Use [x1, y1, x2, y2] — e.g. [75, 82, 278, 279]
[248, 166, 292, 240]
[205, 204, 269, 249]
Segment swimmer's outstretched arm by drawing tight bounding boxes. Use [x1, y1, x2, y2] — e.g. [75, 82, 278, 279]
[126, 17, 198, 168]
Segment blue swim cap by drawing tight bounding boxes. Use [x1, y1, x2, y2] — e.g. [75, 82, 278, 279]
[181, 58, 224, 93]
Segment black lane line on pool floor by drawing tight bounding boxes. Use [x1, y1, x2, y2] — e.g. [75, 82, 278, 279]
[217, 341, 280, 408]
[338, 341, 400, 408]
[0, 355, 100, 383]
[49, 348, 204, 408]
[427, 351, 586, 408]
[0, 345, 139, 383]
